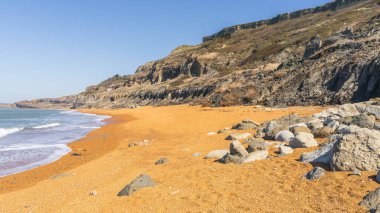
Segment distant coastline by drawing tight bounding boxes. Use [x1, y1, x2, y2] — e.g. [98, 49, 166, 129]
[0, 103, 13, 108]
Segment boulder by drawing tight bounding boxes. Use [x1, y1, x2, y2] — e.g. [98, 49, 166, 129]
[351, 114, 375, 129]
[359, 188, 380, 212]
[289, 132, 318, 148]
[330, 126, 380, 171]
[219, 153, 245, 164]
[337, 104, 360, 117]
[307, 120, 324, 131]
[304, 167, 325, 180]
[288, 123, 307, 129]
[204, 150, 229, 159]
[327, 121, 340, 132]
[313, 127, 334, 138]
[361, 104, 380, 120]
[291, 126, 312, 134]
[117, 174, 156, 196]
[232, 119, 259, 130]
[246, 140, 267, 153]
[261, 114, 313, 139]
[274, 130, 294, 142]
[299, 142, 335, 164]
[279, 146, 294, 155]
[230, 140, 249, 158]
[243, 151, 269, 163]
[226, 133, 252, 140]
[155, 158, 169, 165]
[262, 121, 283, 139]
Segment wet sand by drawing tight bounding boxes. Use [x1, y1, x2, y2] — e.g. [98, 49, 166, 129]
[0, 105, 377, 212]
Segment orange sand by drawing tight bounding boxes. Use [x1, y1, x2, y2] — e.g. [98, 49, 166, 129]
[0, 105, 378, 212]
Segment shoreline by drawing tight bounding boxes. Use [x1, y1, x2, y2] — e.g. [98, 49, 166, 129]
[0, 109, 127, 194]
[0, 105, 377, 212]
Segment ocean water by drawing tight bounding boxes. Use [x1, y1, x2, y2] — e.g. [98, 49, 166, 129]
[0, 109, 109, 177]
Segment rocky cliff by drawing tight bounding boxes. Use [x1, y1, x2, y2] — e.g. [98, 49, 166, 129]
[16, 0, 380, 109]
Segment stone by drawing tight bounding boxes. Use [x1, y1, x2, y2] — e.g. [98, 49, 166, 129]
[207, 132, 217, 136]
[330, 126, 380, 171]
[327, 121, 340, 132]
[377, 170, 380, 183]
[192, 152, 201, 157]
[117, 174, 156, 196]
[288, 123, 307, 129]
[304, 35, 322, 59]
[313, 127, 334, 138]
[369, 115, 376, 122]
[71, 153, 81, 156]
[155, 158, 169, 165]
[232, 119, 259, 130]
[289, 132, 318, 148]
[274, 130, 294, 142]
[307, 120, 324, 131]
[359, 188, 380, 212]
[128, 139, 150, 147]
[262, 121, 283, 140]
[374, 122, 380, 130]
[337, 104, 360, 117]
[226, 133, 252, 140]
[89, 191, 97, 196]
[279, 146, 294, 155]
[243, 151, 269, 163]
[299, 141, 335, 164]
[217, 129, 227, 134]
[291, 126, 312, 134]
[351, 114, 375, 129]
[230, 141, 249, 158]
[352, 169, 361, 176]
[204, 150, 229, 159]
[361, 104, 380, 120]
[246, 140, 267, 153]
[304, 167, 325, 180]
[219, 153, 245, 164]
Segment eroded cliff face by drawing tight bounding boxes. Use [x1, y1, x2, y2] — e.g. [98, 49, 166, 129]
[16, 0, 380, 109]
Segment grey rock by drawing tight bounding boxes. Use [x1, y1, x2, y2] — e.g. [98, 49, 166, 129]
[313, 127, 334, 138]
[230, 140, 249, 158]
[307, 120, 324, 131]
[192, 152, 201, 157]
[155, 158, 169, 165]
[274, 130, 294, 142]
[219, 153, 245, 164]
[304, 167, 325, 180]
[299, 141, 335, 164]
[337, 104, 360, 117]
[289, 132, 318, 148]
[204, 150, 229, 159]
[330, 126, 380, 171]
[351, 114, 375, 129]
[279, 146, 294, 155]
[243, 151, 268, 163]
[232, 119, 259, 130]
[327, 121, 340, 132]
[304, 35, 322, 59]
[291, 126, 312, 134]
[352, 169, 361, 176]
[246, 140, 267, 153]
[117, 174, 156, 196]
[360, 188, 380, 212]
[226, 133, 252, 140]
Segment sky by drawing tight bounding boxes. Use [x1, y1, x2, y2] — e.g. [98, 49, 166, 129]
[0, 0, 331, 103]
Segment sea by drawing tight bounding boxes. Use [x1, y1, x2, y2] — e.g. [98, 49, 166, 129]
[0, 109, 109, 177]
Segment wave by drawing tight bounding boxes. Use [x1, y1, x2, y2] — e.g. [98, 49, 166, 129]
[0, 127, 24, 138]
[32, 123, 60, 129]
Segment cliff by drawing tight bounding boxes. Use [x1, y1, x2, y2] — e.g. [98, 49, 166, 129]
[16, 0, 380, 109]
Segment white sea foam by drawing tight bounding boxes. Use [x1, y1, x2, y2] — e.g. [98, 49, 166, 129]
[0, 127, 24, 138]
[32, 123, 60, 129]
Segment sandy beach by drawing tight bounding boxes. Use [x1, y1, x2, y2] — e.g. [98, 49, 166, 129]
[0, 105, 378, 212]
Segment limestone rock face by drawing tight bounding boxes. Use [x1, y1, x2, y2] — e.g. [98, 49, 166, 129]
[330, 126, 380, 171]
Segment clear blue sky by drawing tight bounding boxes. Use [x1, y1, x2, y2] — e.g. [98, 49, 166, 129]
[0, 0, 330, 103]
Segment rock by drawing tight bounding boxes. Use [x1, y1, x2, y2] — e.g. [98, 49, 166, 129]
[352, 169, 361, 176]
[304, 35, 322, 59]
[204, 150, 229, 159]
[232, 119, 259, 130]
[304, 167, 325, 180]
[192, 152, 201, 157]
[361, 104, 380, 120]
[128, 139, 150, 147]
[313, 127, 334, 138]
[374, 122, 380, 131]
[71, 153, 81, 156]
[369, 115, 376, 122]
[330, 126, 380, 171]
[246, 140, 267, 153]
[261, 114, 314, 139]
[337, 104, 360, 117]
[336, 124, 350, 134]
[89, 191, 97, 196]
[359, 188, 380, 212]
[289, 132, 318, 148]
[217, 129, 227, 134]
[243, 151, 269, 163]
[279, 146, 294, 155]
[230, 140, 249, 158]
[262, 121, 283, 140]
[117, 174, 156, 196]
[155, 158, 169, 165]
[288, 123, 307, 129]
[307, 120, 324, 131]
[327, 121, 339, 132]
[351, 114, 375, 129]
[377, 170, 380, 183]
[254, 130, 266, 138]
[226, 133, 252, 140]
[274, 130, 294, 142]
[299, 141, 335, 164]
[207, 132, 217, 136]
[219, 153, 245, 164]
[291, 126, 312, 134]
